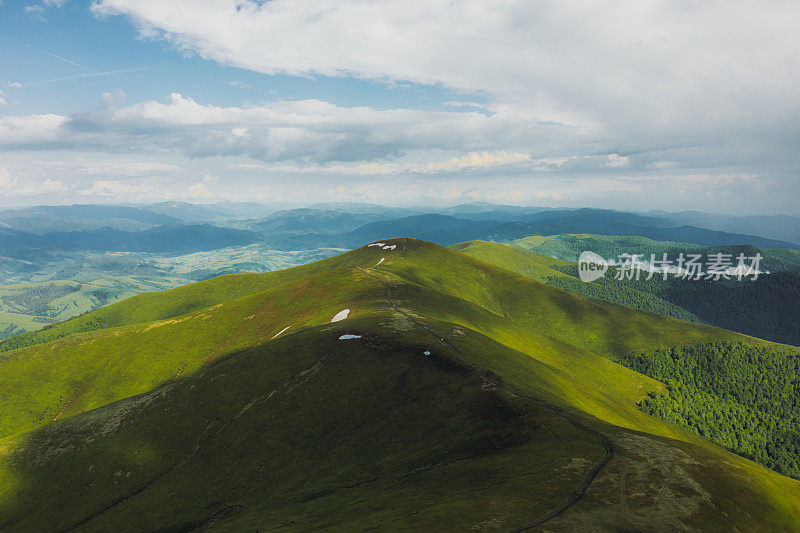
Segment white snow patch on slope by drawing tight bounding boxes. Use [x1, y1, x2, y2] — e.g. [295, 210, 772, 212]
[367, 242, 385, 248]
[270, 325, 291, 339]
[376, 257, 385, 266]
[382, 244, 396, 250]
[331, 309, 350, 322]
[338, 334, 362, 340]
[423, 350, 431, 355]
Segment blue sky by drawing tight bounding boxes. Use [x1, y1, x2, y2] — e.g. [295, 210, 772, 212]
[1, 1, 468, 114]
[0, 0, 798, 214]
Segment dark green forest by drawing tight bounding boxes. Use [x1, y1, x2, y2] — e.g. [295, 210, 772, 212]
[619, 342, 800, 478]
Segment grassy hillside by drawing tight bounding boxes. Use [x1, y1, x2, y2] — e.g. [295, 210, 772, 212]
[0, 246, 343, 349]
[457, 240, 800, 345]
[454, 240, 701, 322]
[0, 238, 798, 530]
[509, 233, 800, 272]
[0, 277, 192, 341]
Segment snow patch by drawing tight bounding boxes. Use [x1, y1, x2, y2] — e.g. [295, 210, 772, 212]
[367, 242, 385, 248]
[338, 334, 362, 340]
[423, 350, 431, 355]
[270, 325, 291, 339]
[382, 244, 396, 250]
[376, 257, 385, 266]
[331, 309, 350, 322]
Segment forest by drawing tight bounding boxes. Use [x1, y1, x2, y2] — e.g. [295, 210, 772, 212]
[619, 342, 800, 478]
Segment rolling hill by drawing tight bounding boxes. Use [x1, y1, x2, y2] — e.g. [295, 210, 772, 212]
[0, 238, 798, 530]
[508, 233, 800, 272]
[455, 240, 800, 346]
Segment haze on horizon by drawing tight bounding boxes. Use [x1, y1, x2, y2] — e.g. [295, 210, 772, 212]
[0, 0, 798, 215]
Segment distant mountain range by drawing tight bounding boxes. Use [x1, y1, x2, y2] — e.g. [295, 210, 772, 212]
[0, 224, 260, 255]
[262, 210, 800, 250]
[1, 202, 798, 258]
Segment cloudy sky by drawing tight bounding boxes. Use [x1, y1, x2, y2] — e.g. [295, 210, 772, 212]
[0, 0, 798, 213]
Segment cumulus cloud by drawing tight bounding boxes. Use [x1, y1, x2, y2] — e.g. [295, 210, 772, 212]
[1, 1, 797, 212]
[81, 179, 156, 198]
[0, 169, 68, 197]
[0, 94, 585, 165]
[188, 182, 211, 198]
[92, 0, 800, 139]
[0, 167, 18, 189]
[424, 151, 528, 172]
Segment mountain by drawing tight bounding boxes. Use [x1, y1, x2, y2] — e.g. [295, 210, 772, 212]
[456, 240, 800, 346]
[251, 208, 385, 236]
[0, 224, 262, 255]
[136, 201, 223, 222]
[498, 208, 799, 248]
[257, 209, 800, 251]
[509, 233, 800, 272]
[0, 239, 798, 530]
[651, 210, 800, 245]
[307, 201, 420, 217]
[0, 204, 181, 233]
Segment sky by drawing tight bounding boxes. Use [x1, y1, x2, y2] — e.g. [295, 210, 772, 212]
[0, 0, 798, 214]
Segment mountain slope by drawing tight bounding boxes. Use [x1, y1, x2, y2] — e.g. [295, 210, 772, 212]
[509, 233, 800, 272]
[0, 239, 798, 530]
[458, 240, 800, 345]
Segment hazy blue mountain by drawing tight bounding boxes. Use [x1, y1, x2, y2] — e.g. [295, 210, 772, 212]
[1, 225, 261, 255]
[252, 209, 385, 235]
[135, 201, 232, 223]
[208, 201, 276, 219]
[493, 209, 799, 248]
[0, 204, 181, 233]
[254, 209, 800, 251]
[306, 202, 422, 218]
[650, 211, 800, 245]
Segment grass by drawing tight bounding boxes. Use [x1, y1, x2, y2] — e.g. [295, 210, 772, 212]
[0, 238, 798, 530]
[456, 239, 800, 344]
[507, 233, 800, 272]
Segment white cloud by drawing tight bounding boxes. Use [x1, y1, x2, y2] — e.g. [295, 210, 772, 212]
[40, 178, 67, 191]
[233, 151, 531, 176]
[188, 182, 211, 198]
[0, 167, 18, 189]
[0, 171, 68, 196]
[81, 179, 156, 198]
[7, 82, 23, 89]
[424, 151, 528, 172]
[0, 114, 68, 144]
[93, 0, 800, 140]
[0, 94, 583, 165]
[225, 80, 253, 89]
[0, 90, 6, 106]
[72, 160, 181, 176]
[2, 0, 799, 212]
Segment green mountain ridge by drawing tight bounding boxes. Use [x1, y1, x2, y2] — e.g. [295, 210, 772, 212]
[0, 238, 798, 530]
[456, 239, 800, 346]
